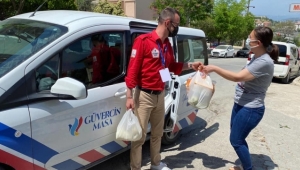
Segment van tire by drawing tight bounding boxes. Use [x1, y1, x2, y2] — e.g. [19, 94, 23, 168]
[162, 130, 181, 145]
[282, 72, 290, 84]
[0, 164, 13, 170]
[161, 116, 181, 145]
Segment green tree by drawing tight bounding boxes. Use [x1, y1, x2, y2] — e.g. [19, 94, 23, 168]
[75, 0, 93, 11]
[272, 21, 296, 38]
[0, 0, 77, 20]
[93, 0, 125, 16]
[293, 36, 300, 46]
[206, 0, 254, 45]
[192, 17, 216, 41]
[150, 0, 213, 27]
[273, 34, 285, 42]
[226, 0, 250, 45]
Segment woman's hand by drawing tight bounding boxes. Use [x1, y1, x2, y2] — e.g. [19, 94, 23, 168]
[202, 65, 216, 74]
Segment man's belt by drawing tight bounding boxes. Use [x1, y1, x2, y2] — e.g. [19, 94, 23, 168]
[137, 86, 162, 95]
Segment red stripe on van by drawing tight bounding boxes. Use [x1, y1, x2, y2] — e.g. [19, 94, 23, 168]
[172, 124, 180, 133]
[0, 149, 46, 170]
[188, 112, 197, 124]
[79, 149, 105, 163]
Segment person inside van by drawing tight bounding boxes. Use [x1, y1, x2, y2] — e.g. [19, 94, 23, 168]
[125, 7, 203, 170]
[86, 34, 110, 84]
[202, 26, 279, 170]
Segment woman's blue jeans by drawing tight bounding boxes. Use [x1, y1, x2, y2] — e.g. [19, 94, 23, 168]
[230, 103, 265, 170]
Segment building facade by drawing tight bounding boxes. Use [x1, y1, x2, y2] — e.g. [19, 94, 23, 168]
[107, 0, 157, 21]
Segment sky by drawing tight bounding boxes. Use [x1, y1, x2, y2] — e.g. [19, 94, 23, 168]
[248, 0, 300, 21]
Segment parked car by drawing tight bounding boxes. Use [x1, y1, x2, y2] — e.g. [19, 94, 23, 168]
[0, 10, 209, 170]
[211, 45, 235, 58]
[247, 41, 300, 83]
[237, 47, 250, 57]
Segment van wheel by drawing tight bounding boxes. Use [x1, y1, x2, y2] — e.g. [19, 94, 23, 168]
[0, 164, 13, 170]
[161, 117, 181, 145]
[282, 72, 290, 84]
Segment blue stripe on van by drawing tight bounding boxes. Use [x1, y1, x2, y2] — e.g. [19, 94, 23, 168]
[0, 122, 58, 164]
[101, 141, 123, 153]
[178, 118, 189, 129]
[52, 159, 83, 170]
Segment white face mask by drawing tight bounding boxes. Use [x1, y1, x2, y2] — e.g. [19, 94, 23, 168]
[245, 38, 259, 49]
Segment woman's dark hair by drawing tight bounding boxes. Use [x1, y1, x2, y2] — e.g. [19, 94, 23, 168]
[254, 26, 279, 62]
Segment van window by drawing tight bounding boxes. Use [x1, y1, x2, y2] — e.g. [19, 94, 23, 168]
[177, 35, 208, 75]
[0, 19, 67, 79]
[36, 32, 125, 91]
[291, 47, 298, 59]
[276, 44, 287, 57]
[177, 35, 207, 63]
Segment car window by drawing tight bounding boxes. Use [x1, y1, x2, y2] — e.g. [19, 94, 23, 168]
[0, 19, 67, 79]
[291, 47, 298, 59]
[178, 39, 190, 62]
[177, 35, 207, 63]
[275, 44, 287, 57]
[215, 45, 227, 49]
[191, 39, 205, 60]
[36, 54, 59, 91]
[35, 32, 125, 92]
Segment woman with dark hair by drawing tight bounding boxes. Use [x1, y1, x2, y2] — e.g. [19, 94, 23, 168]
[201, 26, 279, 170]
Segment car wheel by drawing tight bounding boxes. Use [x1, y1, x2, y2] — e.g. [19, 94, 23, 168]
[282, 72, 290, 84]
[161, 117, 181, 145]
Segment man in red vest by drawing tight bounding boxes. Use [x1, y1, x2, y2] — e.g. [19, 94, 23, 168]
[125, 7, 203, 170]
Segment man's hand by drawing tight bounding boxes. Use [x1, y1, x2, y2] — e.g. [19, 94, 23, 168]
[126, 98, 134, 110]
[191, 62, 204, 71]
[126, 88, 134, 110]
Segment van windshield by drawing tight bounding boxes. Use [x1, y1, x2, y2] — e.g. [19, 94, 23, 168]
[0, 19, 68, 78]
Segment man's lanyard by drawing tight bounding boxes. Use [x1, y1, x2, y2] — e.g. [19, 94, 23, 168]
[157, 42, 167, 68]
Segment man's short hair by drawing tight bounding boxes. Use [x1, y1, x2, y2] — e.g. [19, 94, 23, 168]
[158, 7, 180, 24]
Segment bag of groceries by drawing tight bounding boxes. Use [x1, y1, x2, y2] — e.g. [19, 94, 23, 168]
[116, 109, 142, 141]
[186, 71, 214, 109]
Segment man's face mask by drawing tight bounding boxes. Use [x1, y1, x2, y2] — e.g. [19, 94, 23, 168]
[245, 38, 259, 49]
[167, 21, 179, 37]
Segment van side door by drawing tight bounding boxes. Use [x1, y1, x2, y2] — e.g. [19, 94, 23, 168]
[173, 34, 208, 132]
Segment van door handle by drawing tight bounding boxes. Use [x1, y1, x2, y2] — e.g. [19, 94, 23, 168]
[115, 88, 127, 97]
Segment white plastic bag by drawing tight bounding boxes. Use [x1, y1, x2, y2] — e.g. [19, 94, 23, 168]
[116, 109, 142, 141]
[187, 71, 214, 109]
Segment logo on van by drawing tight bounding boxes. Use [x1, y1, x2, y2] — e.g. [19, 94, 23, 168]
[69, 117, 83, 136]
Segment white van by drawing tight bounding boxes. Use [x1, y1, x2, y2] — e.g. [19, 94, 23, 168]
[0, 10, 208, 170]
[272, 41, 300, 83]
[246, 41, 300, 83]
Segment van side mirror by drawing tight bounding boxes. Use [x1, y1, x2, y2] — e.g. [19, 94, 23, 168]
[51, 77, 87, 99]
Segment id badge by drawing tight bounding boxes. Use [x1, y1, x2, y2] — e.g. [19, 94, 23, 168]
[159, 68, 172, 82]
